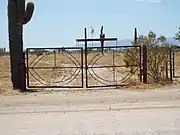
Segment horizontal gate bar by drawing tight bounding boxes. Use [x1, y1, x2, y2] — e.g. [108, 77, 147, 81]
[76, 38, 118, 42]
[26, 47, 83, 50]
[87, 84, 127, 88]
[87, 65, 139, 68]
[86, 45, 141, 49]
[28, 66, 82, 69]
[28, 65, 139, 69]
[28, 85, 83, 89]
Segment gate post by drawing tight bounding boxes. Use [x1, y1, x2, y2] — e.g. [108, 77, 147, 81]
[169, 48, 173, 81]
[172, 49, 175, 77]
[166, 62, 168, 80]
[84, 28, 88, 88]
[142, 45, 148, 83]
[139, 46, 142, 82]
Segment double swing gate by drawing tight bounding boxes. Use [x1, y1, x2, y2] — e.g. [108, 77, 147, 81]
[25, 45, 142, 89]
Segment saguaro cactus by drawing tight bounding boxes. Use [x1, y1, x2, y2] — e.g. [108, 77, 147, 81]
[8, 0, 34, 90]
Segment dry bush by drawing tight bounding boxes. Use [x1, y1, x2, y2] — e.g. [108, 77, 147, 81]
[147, 46, 169, 82]
[124, 47, 139, 69]
[124, 31, 170, 83]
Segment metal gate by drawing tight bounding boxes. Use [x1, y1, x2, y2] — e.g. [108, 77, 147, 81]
[26, 46, 142, 89]
[85, 45, 142, 88]
[26, 47, 83, 88]
[25, 26, 143, 89]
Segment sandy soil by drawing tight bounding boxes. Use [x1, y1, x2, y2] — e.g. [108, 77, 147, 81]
[0, 85, 180, 135]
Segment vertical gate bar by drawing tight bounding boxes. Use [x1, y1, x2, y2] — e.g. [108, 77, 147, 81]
[112, 50, 116, 85]
[26, 49, 29, 88]
[172, 50, 175, 77]
[143, 45, 147, 83]
[169, 48, 173, 81]
[166, 49, 170, 80]
[84, 28, 88, 88]
[166, 62, 168, 79]
[81, 47, 84, 88]
[139, 46, 142, 82]
[54, 50, 56, 69]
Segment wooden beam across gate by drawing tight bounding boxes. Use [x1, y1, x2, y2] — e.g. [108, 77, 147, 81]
[76, 38, 118, 42]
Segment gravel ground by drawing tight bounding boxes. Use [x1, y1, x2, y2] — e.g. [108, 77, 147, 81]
[0, 107, 180, 135]
[0, 86, 180, 135]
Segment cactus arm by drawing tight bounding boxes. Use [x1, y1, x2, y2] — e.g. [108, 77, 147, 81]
[23, 2, 34, 24]
[17, 0, 34, 25]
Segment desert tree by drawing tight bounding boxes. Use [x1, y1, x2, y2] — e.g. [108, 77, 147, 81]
[174, 27, 180, 41]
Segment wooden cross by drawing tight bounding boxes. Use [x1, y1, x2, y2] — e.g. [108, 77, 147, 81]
[76, 26, 118, 52]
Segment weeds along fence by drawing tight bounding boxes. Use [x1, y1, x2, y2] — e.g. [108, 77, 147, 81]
[125, 45, 174, 84]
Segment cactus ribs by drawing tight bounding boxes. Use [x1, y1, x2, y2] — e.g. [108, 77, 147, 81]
[8, 0, 34, 90]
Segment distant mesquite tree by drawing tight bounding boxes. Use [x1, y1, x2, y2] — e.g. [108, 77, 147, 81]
[0, 48, 6, 52]
[8, 0, 34, 89]
[175, 27, 180, 41]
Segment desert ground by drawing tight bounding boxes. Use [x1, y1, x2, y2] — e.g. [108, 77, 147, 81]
[0, 51, 180, 134]
[0, 85, 180, 134]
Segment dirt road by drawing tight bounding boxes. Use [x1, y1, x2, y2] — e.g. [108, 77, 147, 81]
[0, 86, 180, 134]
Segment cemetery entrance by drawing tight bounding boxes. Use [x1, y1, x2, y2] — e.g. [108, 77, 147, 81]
[26, 28, 142, 89]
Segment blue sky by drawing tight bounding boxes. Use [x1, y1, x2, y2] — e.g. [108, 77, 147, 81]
[0, 0, 179, 49]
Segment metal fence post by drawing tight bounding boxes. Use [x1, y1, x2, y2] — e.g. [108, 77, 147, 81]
[166, 62, 168, 80]
[172, 49, 175, 77]
[139, 46, 142, 82]
[169, 48, 173, 81]
[143, 45, 147, 83]
[84, 28, 88, 88]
